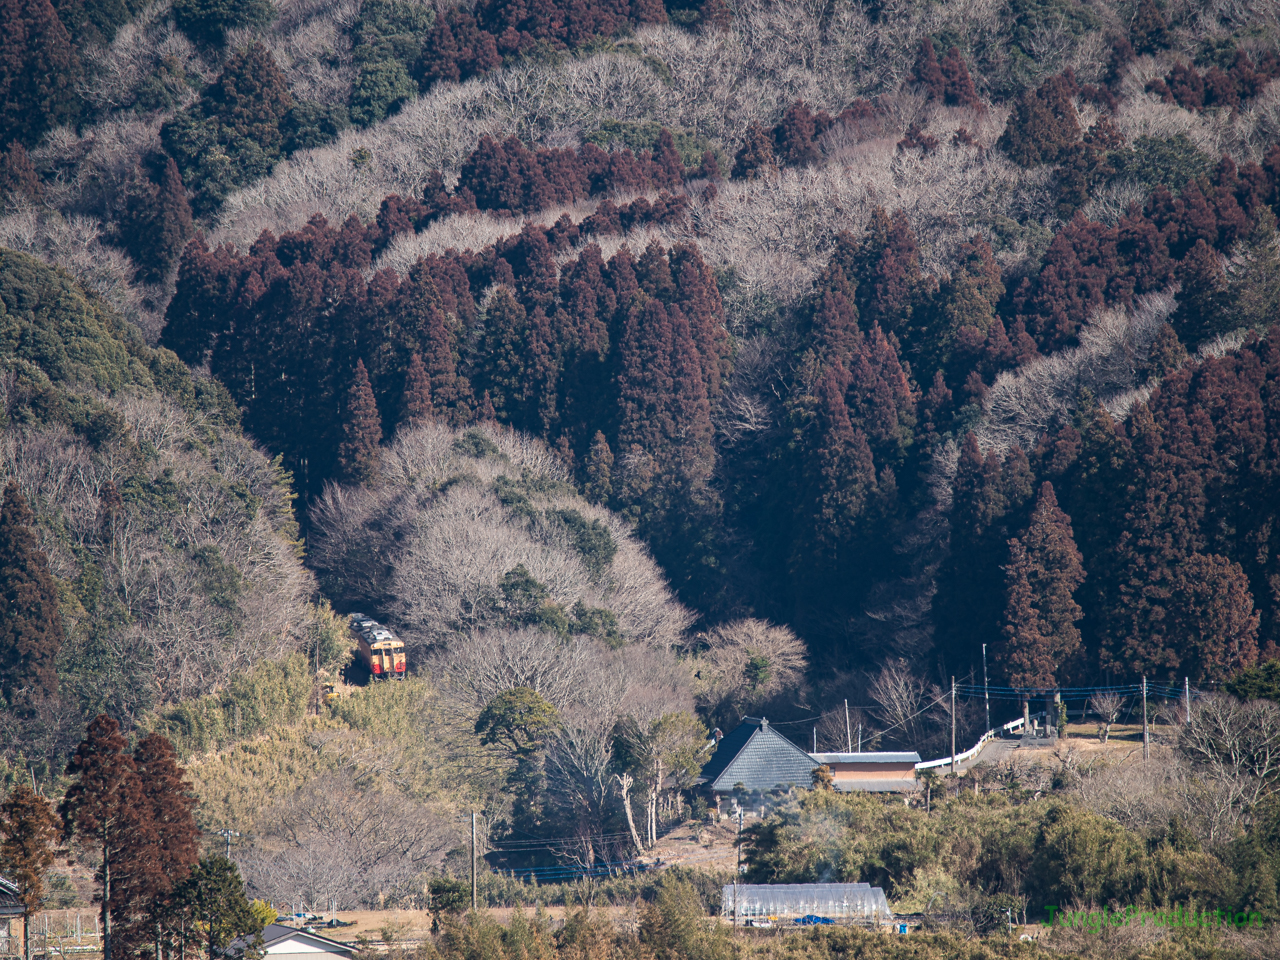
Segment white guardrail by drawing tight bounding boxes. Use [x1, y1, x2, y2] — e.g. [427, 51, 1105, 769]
[914, 713, 1045, 771]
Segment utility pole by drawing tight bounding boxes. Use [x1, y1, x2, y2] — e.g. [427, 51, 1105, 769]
[813, 727, 816, 752]
[950, 677, 957, 776]
[1142, 676, 1149, 763]
[733, 807, 743, 929]
[844, 700, 852, 752]
[982, 644, 990, 733]
[470, 812, 477, 911]
[217, 828, 239, 859]
[1185, 677, 1191, 724]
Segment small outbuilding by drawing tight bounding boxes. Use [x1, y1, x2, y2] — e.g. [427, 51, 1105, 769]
[808, 752, 921, 793]
[0, 876, 25, 955]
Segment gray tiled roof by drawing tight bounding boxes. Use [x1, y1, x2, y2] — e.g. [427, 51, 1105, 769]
[701, 718, 819, 793]
[810, 752, 921, 764]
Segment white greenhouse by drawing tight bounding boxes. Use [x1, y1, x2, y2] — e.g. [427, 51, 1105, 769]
[721, 883, 892, 923]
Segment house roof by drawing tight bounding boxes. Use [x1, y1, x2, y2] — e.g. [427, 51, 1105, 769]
[0, 876, 24, 917]
[810, 752, 922, 764]
[698, 718, 818, 793]
[228, 924, 354, 957]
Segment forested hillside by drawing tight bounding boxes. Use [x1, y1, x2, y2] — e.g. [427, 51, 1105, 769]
[3, 0, 1280, 723]
[0, 249, 315, 774]
[8, 0, 1280, 943]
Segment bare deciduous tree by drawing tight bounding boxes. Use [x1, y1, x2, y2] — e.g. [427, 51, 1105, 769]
[1089, 691, 1125, 743]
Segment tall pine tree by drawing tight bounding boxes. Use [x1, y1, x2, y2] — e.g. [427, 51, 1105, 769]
[1000, 482, 1086, 689]
[60, 716, 152, 960]
[0, 0, 82, 147]
[337, 360, 382, 484]
[0, 481, 64, 705]
[400, 351, 433, 430]
[116, 734, 200, 960]
[0, 783, 62, 960]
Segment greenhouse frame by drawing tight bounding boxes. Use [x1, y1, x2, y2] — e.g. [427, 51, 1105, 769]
[720, 883, 893, 922]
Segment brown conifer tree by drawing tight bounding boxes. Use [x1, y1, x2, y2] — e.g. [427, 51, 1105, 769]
[806, 363, 877, 559]
[0, 481, 64, 705]
[583, 431, 613, 505]
[1130, 0, 1170, 55]
[652, 129, 686, 189]
[116, 734, 200, 960]
[774, 101, 820, 167]
[337, 360, 382, 484]
[910, 38, 945, 99]
[401, 352, 433, 429]
[0, 0, 82, 147]
[851, 208, 928, 336]
[670, 243, 729, 398]
[0, 142, 42, 201]
[731, 122, 777, 180]
[1001, 482, 1086, 689]
[121, 158, 195, 283]
[0, 783, 62, 960]
[60, 716, 152, 960]
[939, 47, 982, 109]
[397, 264, 471, 424]
[998, 74, 1082, 166]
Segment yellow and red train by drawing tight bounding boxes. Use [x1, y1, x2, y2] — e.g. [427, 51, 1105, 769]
[349, 613, 407, 680]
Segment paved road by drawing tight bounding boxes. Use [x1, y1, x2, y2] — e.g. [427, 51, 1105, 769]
[957, 736, 1020, 770]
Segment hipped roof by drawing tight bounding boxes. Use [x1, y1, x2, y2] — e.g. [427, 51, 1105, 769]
[698, 717, 819, 793]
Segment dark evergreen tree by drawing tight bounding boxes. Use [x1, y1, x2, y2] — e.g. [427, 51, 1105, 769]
[401, 351, 433, 429]
[171, 0, 274, 46]
[805, 363, 877, 561]
[0, 142, 43, 201]
[583, 431, 613, 505]
[849, 207, 928, 338]
[337, 360, 382, 484]
[1170, 238, 1230, 344]
[174, 856, 263, 960]
[0, 482, 64, 705]
[120, 158, 195, 284]
[0, 0, 82, 148]
[60, 716, 152, 960]
[1001, 482, 1086, 688]
[396, 261, 471, 424]
[731, 122, 777, 180]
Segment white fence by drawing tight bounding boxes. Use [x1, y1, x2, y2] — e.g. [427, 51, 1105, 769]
[914, 713, 1044, 772]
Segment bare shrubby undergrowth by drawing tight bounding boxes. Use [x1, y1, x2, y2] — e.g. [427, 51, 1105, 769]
[80, 2, 212, 114]
[308, 420, 695, 653]
[241, 770, 458, 908]
[960, 291, 1177, 462]
[689, 619, 809, 720]
[247, 0, 360, 105]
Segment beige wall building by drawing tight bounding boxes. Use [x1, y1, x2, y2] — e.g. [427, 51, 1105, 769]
[808, 752, 921, 792]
